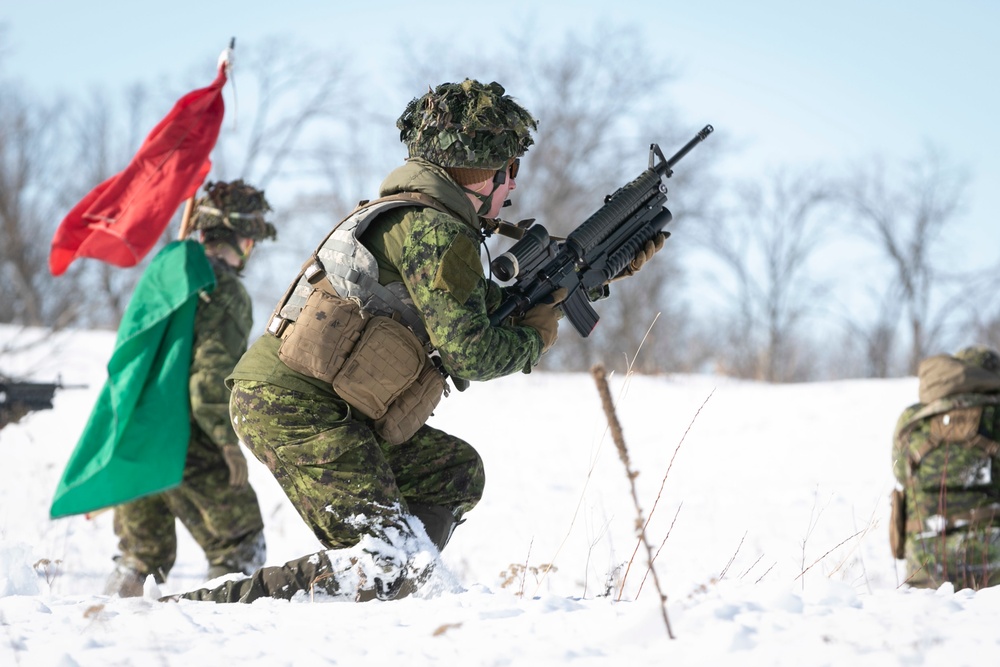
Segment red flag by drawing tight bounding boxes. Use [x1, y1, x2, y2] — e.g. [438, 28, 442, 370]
[49, 63, 228, 276]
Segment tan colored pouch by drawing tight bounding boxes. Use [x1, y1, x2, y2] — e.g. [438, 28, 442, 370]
[333, 316, 425, 420]
[374, 362, 447, 445]
[890, 488, 906, 559]
[929, 406, 983, 443]
[278, 289, 367, 383]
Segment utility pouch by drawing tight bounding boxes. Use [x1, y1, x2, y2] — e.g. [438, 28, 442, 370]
[332, 316, 425, 420]
[929, 406, 983, 443]
[374, 361, 447, 445]
[890, 488, 906, 559]
[278, 288, 367, 383]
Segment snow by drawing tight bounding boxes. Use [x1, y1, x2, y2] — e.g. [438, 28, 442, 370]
[2, 324, 999, 666]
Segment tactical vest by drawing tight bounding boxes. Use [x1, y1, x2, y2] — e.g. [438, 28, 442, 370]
[266, 194, 455, 444]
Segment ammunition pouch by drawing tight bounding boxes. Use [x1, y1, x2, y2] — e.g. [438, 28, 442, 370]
[277, 289, 446, 444]
[332, 315, 426, 421]
[269, 194, 462, 444]
[277, 288, 368, 383]
[374, 358, 448, 445]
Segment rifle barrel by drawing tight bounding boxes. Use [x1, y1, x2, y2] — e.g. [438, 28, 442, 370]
[661, 124, 714, 174]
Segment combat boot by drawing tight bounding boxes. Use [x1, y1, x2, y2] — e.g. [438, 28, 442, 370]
[205, 530, 266, 580]
[104, 559, 162, 598]
[408, 503, 460, 552]
[168, 549, 357, 603]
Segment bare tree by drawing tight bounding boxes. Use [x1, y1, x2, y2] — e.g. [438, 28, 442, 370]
[965, 311, 1000, 353]
[844, 147, 970, 373]
[945, 261, 1000, 354]
[695, 168, 834, 382]
[0, 38, 360, 331]
[196, 37, 370, 327]
[54, 83, 165, 329]
[0, 79, 84, 327]
[209, 36, 354, 191]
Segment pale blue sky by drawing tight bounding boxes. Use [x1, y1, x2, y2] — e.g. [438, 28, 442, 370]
[3, 0, 997, 268]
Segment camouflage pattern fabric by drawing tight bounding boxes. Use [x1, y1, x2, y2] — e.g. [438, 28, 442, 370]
[190, 179, 277, 241]
[175, 549, 350, 603]
[230, 158, 546, 390]
[112, 257, 265, 580]
[228, 379, 485, 549]
[171, 378, 482, 603]
[892, 394, 1000, 589]
[397, 79, 537, 170]
[192, 158, 552, 603]
[171, 513, 437, 603]
[955, 345, 1000, 373]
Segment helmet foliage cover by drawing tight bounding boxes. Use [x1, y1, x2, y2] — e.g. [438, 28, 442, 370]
[397, 79, 538, 170]
[955, 345, 1000, 374]
[191, 179, 277, 242]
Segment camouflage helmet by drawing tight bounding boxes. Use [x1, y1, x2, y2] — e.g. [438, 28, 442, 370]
[955, 345, 1000, 373]
[397, 79, 537, 170]
[190, 180, 277, 242]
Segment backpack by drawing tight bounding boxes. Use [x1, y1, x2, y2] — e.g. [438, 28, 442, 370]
[892, 396, 1000, 559]
[917, 354, 1000, 403]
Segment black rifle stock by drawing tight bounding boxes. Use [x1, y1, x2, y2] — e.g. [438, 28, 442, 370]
[489, 124, 713, 337]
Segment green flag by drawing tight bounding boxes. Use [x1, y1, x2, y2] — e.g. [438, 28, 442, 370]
[50, 240, 215, 518]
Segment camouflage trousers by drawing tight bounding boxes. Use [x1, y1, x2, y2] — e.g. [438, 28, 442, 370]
[228, 380, 486, 550]
[112, 427, 266, 581]
[904, 525, 1000, 590]
[172, 381, 486, 603]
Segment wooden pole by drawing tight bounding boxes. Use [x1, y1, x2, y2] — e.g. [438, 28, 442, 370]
[177, 196, 196, 240]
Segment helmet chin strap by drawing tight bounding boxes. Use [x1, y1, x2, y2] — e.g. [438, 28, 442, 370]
[466, 165, 517, 216]
[463, 178, 502, 217]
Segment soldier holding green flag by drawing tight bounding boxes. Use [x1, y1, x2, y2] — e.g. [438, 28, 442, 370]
[51, 180, 277, 597]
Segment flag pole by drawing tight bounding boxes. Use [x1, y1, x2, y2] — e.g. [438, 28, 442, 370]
[176, 38, 233, 243]
[177, 196, 196, 240]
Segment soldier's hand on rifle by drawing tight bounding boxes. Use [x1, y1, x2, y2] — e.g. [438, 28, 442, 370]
[517, 287, 567, 353]
[222, 444, 249, 488]
[612, 232, 667, 282]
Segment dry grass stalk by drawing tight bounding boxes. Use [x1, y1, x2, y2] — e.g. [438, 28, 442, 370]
[519, 541, 531, 597]
[620, 388, 714, 599]
[636, 502, 682, 598]
[795, 528, 866, 581]
[591, 363, 674, 639]
[719, 531, 748, 580]
[532, 316, 660, 598]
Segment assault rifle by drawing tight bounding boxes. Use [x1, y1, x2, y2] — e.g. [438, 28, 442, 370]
[0, 375, 86, 430]
[489, 124, 713, 337]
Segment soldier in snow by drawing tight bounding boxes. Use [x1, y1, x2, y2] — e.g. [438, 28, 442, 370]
[891, 345, 1000, 590]
[173, 80, 663, 603]
[105, 180, 276, 596]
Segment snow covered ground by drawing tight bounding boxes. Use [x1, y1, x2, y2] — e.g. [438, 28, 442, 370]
[2, 324, 998, 666]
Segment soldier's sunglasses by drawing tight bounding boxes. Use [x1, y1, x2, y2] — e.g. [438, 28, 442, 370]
[508, 158, 520, 180]
[493, 158, 521, 187]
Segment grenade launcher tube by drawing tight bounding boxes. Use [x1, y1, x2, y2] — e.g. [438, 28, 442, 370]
[489, 124, 713, 337]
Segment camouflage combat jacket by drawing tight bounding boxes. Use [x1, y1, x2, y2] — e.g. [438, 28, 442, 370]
[229, 158, 544, 395]
[190, 257, 253, 448]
